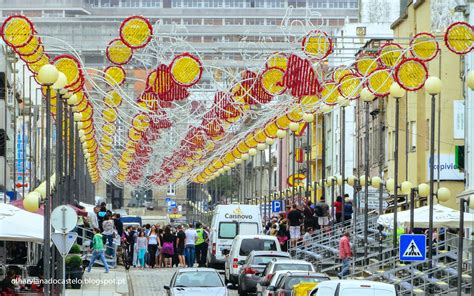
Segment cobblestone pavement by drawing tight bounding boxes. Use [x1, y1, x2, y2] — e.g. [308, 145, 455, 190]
[128, 267, 238, 296]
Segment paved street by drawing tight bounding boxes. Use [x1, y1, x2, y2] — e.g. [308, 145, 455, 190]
[128, 267, 238, 296]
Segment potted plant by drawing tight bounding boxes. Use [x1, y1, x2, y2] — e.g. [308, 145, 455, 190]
[66, 244, 83, 289]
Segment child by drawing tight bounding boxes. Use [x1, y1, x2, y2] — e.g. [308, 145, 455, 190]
[87, 228, 110, 273]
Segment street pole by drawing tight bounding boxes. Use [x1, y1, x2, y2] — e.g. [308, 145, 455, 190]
[292, 132, 296, 204]
[243, 160, 246, 203]
[306, 123, 311, 201]
[321, 113, 326, 200]
[268, 144, 272, 217]
[3, 47, 8, 202]
[379, 100, 384, 216]
[341, 106, 345, 222]
[278, 137, 283, 202]
[457, 198, 466, 296]
[428, 94, 436, 271]
[393, 97, 400, 253]
[44, 86, 52, 296]
[260, 150, 265, 222]
[410, 188, 415, 233]
[364, 101, 370, 262]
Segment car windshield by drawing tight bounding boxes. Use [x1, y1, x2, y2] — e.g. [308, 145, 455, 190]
[174, 271, 223, 288]
[239, 239, 277, 256]
[274, 264, 312, 272]
[283, 276, 328, 290]
[252, 256, 288, 265]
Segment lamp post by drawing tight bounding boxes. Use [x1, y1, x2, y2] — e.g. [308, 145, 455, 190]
[457, 194, 474, 296]
[303, 113, 313, 202]
[36, 64, 59, 296]
[408, 183, 429, 232]
[361, 88, 375, 263]
[389, 83, 406, 252]
[338, 97, 350, 225]
[425, 76, 442, 270]
[289, 122, 299, 204]
[276, 129, 285, 203]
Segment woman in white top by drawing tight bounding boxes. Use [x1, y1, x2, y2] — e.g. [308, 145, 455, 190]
[147, 225, 160, 268]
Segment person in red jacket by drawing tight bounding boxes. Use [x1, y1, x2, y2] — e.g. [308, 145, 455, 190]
[338, 231, 352, 279]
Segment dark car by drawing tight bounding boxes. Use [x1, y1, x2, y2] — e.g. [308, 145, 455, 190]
[237, 251, 290, 296]
[267, 271, 330, 296]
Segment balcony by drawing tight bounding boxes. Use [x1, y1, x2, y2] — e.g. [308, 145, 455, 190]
[0, 0, 91, 13]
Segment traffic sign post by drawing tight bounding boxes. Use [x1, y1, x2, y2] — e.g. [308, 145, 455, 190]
[51, 205, 78, 295]
[271, 200, 282, 213]
[399, 234, 426, 262]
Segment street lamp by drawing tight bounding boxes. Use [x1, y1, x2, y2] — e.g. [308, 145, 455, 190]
[36, 64, 59, 296]
[409, 183, 430, 232]
[425, 76, 442, 270]
[389, 82, 406, 253]
[338, 96, 351, 225]
[289, 121, 299, 204]
[361, 87, 375, 262]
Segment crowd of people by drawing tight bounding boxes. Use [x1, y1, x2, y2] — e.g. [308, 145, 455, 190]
[264, 195, 354, 248]
[123, 222, 211, 269]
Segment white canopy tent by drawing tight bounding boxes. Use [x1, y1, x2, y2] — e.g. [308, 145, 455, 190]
[0, 203, 43, 243]
[377, 204, 474, 230]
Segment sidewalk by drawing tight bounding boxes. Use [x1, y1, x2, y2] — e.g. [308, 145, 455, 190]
[65, 267, 129, 296]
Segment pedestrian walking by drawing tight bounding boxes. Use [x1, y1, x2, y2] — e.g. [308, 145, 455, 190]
[87, 228, 110, 273]
[161, 226, 175, 268]
[337, 231, 352, 279]
[195, 223, 207, 267]
[303, 200, 316, 230]
[315, 197, 330, 232]
[147, 225, 159, 268]
[184, 223, 198, 267]
[287, 204, 303, 246]
[176, 225, 186, 267]
[333, 196, 343, 224]
[277, 220, 289, 252]
[102, 215, 115, 257]
[303, 227, 314, 247]
[136, 231, 147, 269]
[343, 197, 353, 225]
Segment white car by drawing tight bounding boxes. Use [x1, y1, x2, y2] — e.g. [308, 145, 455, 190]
[164, 268, 228, 296]
[256, 259, 316, 295]
[224, 234, 281, 286]
[310, 280, 397, 296]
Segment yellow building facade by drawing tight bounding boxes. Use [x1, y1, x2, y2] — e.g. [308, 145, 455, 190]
[387, 0, 465, 210]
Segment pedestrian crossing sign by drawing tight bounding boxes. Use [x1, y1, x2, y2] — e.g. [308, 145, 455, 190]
[399, 234, 426, 262]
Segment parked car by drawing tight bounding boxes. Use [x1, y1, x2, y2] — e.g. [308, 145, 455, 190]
[237, 251, 290, 295]
[309, 280, 397, 296]
[225, 235, 281, 286]
[208, 205, 263, 268]
[256, 259, 316, 296]
[256, 270, 291, 296]
[267, 271, 330, 296]
[164, 268, 228, 296]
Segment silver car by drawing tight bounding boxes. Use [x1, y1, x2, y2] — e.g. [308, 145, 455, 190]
[164, 268, 228, 296]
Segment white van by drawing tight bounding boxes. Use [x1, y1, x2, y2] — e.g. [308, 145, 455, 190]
[207, 204, 262, 268]
[310, 280, 397, 296]
[225, 234, 281, 286]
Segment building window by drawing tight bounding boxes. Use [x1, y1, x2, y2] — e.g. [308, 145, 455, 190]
[409, 121, 416, 151]
[43, 10, 63, 17]
[267, 0, 285, 8]
[224, 18, 243, 25]
[2, 10, 21, 17]
[245, 18, 265, 25]
[288, 0, 306, 8]
[266, 18, 281, 25]
[204, 18, 223, 25]
[167, 184, 176, 196]
[142, 0, 162, 7]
